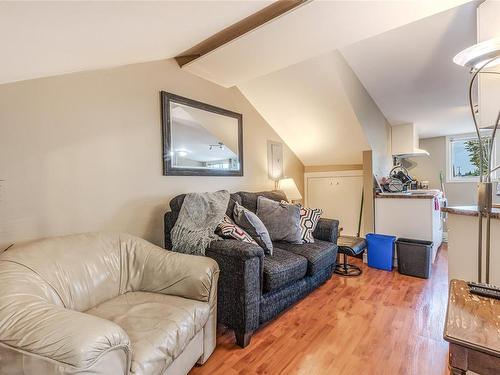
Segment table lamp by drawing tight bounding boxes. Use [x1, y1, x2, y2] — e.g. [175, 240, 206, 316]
[278, 178, 302, 203]
[453, 37, 500, 283]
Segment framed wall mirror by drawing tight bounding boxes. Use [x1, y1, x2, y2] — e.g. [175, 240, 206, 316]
[161, 91, 243, 176]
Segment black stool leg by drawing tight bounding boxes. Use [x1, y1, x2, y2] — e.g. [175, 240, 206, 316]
[334, 253, 362, 277]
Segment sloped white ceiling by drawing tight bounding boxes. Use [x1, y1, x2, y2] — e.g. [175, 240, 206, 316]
[239, 51, 370, 166]
[0, 1, 271, 84]
[341, 1, 478, 138]
[180, 0, 476, 167]
[184, 0, 473, 88]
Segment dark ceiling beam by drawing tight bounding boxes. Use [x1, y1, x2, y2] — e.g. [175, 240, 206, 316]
[175, 0, 308, 67]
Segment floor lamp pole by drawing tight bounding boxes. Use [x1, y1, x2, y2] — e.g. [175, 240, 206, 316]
[467, 58, 500, 283]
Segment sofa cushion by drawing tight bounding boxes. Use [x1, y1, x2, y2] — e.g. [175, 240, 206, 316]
[233, 202, 273, 255]
[273, 240, 337, 276]
[280, 201, 323, 244]
[236, 190, 287, 213]
[298, 205, 323, 243]
[86, 291, 210, 375]
[216, 215, 257, 244]
[262, 248, 307, 293]
[257, 196, 302, 243]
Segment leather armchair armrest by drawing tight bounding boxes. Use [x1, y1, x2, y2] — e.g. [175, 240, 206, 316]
[313, 218, 340, 244]
[136, 243, 220, 308]
[0, 300, 129, 370]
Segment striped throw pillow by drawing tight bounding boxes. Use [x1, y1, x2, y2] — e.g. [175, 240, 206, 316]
[216, 215, 258, 245]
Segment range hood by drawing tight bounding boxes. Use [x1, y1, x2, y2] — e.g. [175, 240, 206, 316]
[391, 123, 429, 157]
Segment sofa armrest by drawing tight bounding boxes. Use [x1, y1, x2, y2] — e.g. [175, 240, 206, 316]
[313, 218, 340, 244]
[205, 240, 264, 335]
[164, 211, 177, 249]
[206, 238, 265, 260]
[0, 300, 129, 370]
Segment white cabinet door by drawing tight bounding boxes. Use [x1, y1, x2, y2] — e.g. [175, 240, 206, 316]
[375, 198, 433, 240]
[306, 174, 363, 236]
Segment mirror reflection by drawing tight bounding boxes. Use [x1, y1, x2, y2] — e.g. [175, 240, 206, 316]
[170, 102, 240, 171]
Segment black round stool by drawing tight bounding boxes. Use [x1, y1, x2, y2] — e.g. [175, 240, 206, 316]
[334, 235, 367, 277]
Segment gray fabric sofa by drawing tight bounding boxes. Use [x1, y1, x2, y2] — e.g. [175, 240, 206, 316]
[164, 190, 339, 348]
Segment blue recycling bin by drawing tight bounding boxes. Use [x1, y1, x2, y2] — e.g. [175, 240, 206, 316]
[366, 233, 397, 271]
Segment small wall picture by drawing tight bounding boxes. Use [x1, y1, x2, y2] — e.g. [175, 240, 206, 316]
[267, 141, 284, 181]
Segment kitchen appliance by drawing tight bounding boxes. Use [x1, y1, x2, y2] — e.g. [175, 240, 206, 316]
[392, 124, 429, 157]
[390, 165, 413, 185]
[386, 178, 404, 193]
[381, 165, 413, 193]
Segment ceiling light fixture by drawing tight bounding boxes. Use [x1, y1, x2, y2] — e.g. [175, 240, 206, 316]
[453, 37, 500, 69]
[453, 37, 500, 284]
[209, 142, 224, 151]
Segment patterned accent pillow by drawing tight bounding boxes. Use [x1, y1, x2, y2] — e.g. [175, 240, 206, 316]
[216, 215, 258, 245]
[281, 201, 323, 243]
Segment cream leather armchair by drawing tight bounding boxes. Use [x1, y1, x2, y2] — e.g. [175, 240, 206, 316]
[0, 232, 219, 375]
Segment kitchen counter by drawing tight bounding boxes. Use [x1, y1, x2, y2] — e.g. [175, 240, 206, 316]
[446, 206, 500, 285]
[374, 190, 443, 263]
[375, 193, 437, 199]
[442, 206, 500, 219]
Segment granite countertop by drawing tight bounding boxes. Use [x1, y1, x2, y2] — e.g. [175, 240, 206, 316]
[442, 206, 500, 219]
[375, 192, 438, 199]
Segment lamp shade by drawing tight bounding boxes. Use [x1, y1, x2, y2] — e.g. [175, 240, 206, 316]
[278, 178, 302, 201]
[453, 37, 500, 68]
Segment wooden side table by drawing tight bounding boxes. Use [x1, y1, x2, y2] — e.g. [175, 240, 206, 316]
[444, 280, 500, 374]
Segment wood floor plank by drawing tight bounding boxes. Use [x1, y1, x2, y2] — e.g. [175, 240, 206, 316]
[191, 245, 451, 375]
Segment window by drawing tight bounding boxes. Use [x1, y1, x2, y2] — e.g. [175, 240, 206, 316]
[446, 133, 494, 182]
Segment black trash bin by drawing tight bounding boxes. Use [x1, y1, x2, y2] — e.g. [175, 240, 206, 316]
[395, 238, 433, 279]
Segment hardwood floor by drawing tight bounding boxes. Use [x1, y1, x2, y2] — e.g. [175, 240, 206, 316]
[191, 245, 451, 375]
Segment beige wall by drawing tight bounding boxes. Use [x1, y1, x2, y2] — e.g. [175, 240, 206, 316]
[408, 136, 500, 206]
[0, 59, 304, 250]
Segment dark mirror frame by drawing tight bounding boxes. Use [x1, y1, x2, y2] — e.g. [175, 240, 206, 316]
[161, 91, 244, 177]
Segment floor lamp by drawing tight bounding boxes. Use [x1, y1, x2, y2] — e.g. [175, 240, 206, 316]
[453, 38, 500, 283]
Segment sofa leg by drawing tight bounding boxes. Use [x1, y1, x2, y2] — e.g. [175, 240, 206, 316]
[235, 330, 252, 348]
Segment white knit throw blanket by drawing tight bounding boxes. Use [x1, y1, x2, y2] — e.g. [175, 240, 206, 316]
[171, 190, 230, 255]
